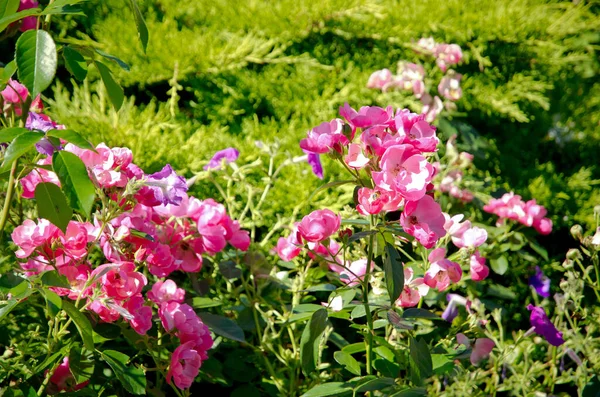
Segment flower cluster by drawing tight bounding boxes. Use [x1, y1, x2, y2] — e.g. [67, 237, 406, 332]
[367, 38, 463, 122]
[484, 192, 553, 235]
[433, 135, 476, 202]
[9, 90, 250, 391]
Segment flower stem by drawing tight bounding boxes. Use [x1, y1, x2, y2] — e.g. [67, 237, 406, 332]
[362, 218, 376, 380]
[0, 160, 18, 238]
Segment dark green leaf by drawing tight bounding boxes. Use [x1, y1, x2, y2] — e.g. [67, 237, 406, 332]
[300, 308, 328, 375]
[62, 46, 88, 81]
[409, 337, 432, 385]
[384, 243, 404, 304]
[34, 182, 72, 232]
[529, 241, 549, 261]
[486, 284, 517, 300]
[582, 375, 600, 397]
[15, 29, 57, 96]
[387, 310, 414, 330]
[197, 312, 245, 342]
[47, 129, 94, 150]
[62, 300, 94, 350]
[490, 255, 508, 275]
[0, 8, 39, 33]
[95, 49, 130, 71]
[334, 351, 361, 376]
[301, 382, 352, 397]
[390, 388, 428, 397]
[31, 350, 65, 376]
[0, 131, 44, 172]
[354, 378, 395, 393]
[191, 297, 223, 309]
[402, 308, 441, 320]
[93, 323, 122, 342]
[0, 0, 19, 19]
[40, 271, 70, 288]
[69, 345, 94, 384]
[306, 283, 336, 292]
[52, 150, 96, 218]
[128, 0, 148, 53]
[0, 127, 27, 143]
[348, 230, 378, 243]
[100, 350, 146, 395]
[372, 359, 400, 378]
[94, 61, 124, 110]
[42, 288, 62, 317]
[0, 282, 32, 320]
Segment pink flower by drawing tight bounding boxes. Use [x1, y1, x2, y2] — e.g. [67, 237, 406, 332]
[434, 44, 463, 72]
[452, 226, 488, 249]
[356, 187, 403, 215]
[456, 333, 494, 366]
[421, 94, 443, 123]
[65, 143, 131, 188]
[394, 110, 439, 152]
[372, 144, 434, 201]
[170, 234, 204, 273]
[470, 251, 489, 281]
[20, 158, 61, 199]
[367, 69, 394, 91]
[146, 243, 178, 277]
[415, 37, 436, 54]
[396, 267, 429, 307]
[223, 219, 250, 251]
[204, 147, 239, 170]
[299, 119, 347, 154]
[276, 237, 301, 261]
[147, 279, 186, 304]
[396, 63, 426, 98]
[60, 221, 93, 260]
[19, 256, 53, 276]
[137, 164, 188, 207]
[345, 143, 370, 169]
[1, 79, 29, 116]
[47, 357, 89, 393]
[424, 248, 462, 291]
[438, 74, 463, 101]
[93, 262, 147, 301]
[196, 199, 228, 253]
[297, 209, 341, 243]
[336, 259, 371, 287]
[124, 295, 153, 335]
[400, 196, 446, 249]
[11, 218, 60, 258]
[88, 300, 121, 323]
[340, 103, 394, 129]
[167, 342, 203, 389]
[17, 0, 39, 32]
[484, 193, 552, 235]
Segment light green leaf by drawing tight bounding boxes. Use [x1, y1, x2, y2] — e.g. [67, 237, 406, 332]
[100, 350, 146, 395]
[52, 150, 96, 218]
[384, 243, 404, 304]
[40, 270, 70, 288]
[128, 0, 148, 53]
[62, 300, 94, 350]
[94, 61, 124, 110]
[300, 308, 328, 375]
[41, 288, 62, 317]
[334, 351, 361, 376]
[95, 49, 130, 71]
[34, 182, 72, 232]
[301, 382, 352, 397]
[0, 8, 39, 33]
[0, 131, 44, 172]
[47, 129, 94, 150]
[191, 297, 223, 309]
[0, 59, 17, 85]
[490, 256, 508, 275]
[41, 0, 87, 15]
[62, 46, 88, 81]
[15, 29, 57, 97]
[0, 126, 27, 143]
[0, 0, 19, 20]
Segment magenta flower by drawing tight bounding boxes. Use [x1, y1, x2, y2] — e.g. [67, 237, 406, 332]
[167, 342, 203, 389]
[529, 267, 551, 298]
[336, 259, 372, 287]
[339, 103, 394, 129]
[299, 119, 347, 154]
[20, 157, 60, 199]
[47, 357, 89, 393]
[400, 195, 446, 249]
[527, 304, 564, 346]
[297, 209, 341, 243]
[470, 251, 489, 281]
[434, 43, 463, 72]
[124, 295, 153, 335]
[394, 109, 439, 152]
[93, 262, 147, 301]
[17, 0, 38, 32]
[424, 248, 462, 291]
[204, 147, 239, 170]
[306, 151, 324, 179]
[147, 279, 186, 304]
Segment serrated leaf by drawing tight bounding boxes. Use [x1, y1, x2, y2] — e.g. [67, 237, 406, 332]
[301, 382, 352, 397]
[52, 150, 95, 218]
[0, 126, 27, 143]
[69, 345, 94, 384]
[0, 8, 39, 33]
[197, 312, 245, 342]
[95, 49, 130, 71]
[334, 351, 361, 376]
[300, 308, 328, 375]
[15, 29, 57, 97]
[409, 337, 432, 385]
[0, 0, 19, 19]
[384, 243, 404, 304]
[0, 131, 44, 171]
[128, 0, 148, 53]
[47, 129, 94, 150]
[100, 350, 146, 395]
[94, 61, 124, 110]
[34, 182, 72, 232]
[62, 46, 88, 81]
[62, 300, 94, 350]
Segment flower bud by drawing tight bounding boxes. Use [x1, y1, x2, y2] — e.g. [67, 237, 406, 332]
[566, 249, 582, 261]
[342, 123, 354, 140]
[562, 259, 574, 269]
[570, 224, 583, 241]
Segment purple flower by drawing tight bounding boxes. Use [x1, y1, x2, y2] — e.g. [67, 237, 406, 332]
[204, 148, 239, 171]
[529, 267, 550, 298]
[527, 304, 564, 346]
[140, 164, 188, 206]
[26, 112, 62, 155]
[306, 152, 323, 179]
[442, 293, 467, 322]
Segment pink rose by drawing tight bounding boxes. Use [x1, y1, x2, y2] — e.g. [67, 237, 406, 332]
[297, 209, 341, 243]
[470, 251, 489, 281]
[424, 248, 462, 291]
[167, 342, 203, 389]
[400, 196, 446, 249]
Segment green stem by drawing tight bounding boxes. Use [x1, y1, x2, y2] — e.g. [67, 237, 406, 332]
[37, 358, 62, 396]
[0, 160, 18, 238]
[362, 218, 376, 379]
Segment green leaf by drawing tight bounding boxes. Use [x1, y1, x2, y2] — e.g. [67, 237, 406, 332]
[41, 0, 87, 16]
[390, 388, 428, 397]
[300, 308, 328, 375]
[100, 350, 146, 395]
[31, 350, 66, 376]
[42, 288, 62, 317]
[372, 359, 400, 378]
[308, 180, 354, 202]
[348, 230, 378, 243]
[387, 310, 414, 330]
[191, 297, 223, 309]
[15, 29, 57, 97]
[40, 270, 70, 288]
[490, 255, 508, 275]
[334, 351, 361, 376]
[62, 300, 94, 350]
[52, 150, 96, 218]
[409, 337, 433, 385]
[402, 308, 441, 320]
[47, 129, 94, 150]
[0, 131, 44, 172]
[62, 46, 88, 81]
[342, 343, 365, 354]
[301, 382, 352, 397]
[128, 0, 148, 53]
[529, 241, 549, 261]
[0, 283, 32, 320]
[0, 0, 19, 20]
[384, 243, 404, 304]
[34, 182, 72, 232]
[0, 59, 17, 85]
[197, 312, 245, 342]
[0, 126, 27, 143]
[69, 345, 95, 384]
[354, 378, 395, 393]
[0, 8, 39, 33]
[95, 49, 131, 72]
[94, 61, 124, 110]
[431, 354, 454, 375]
